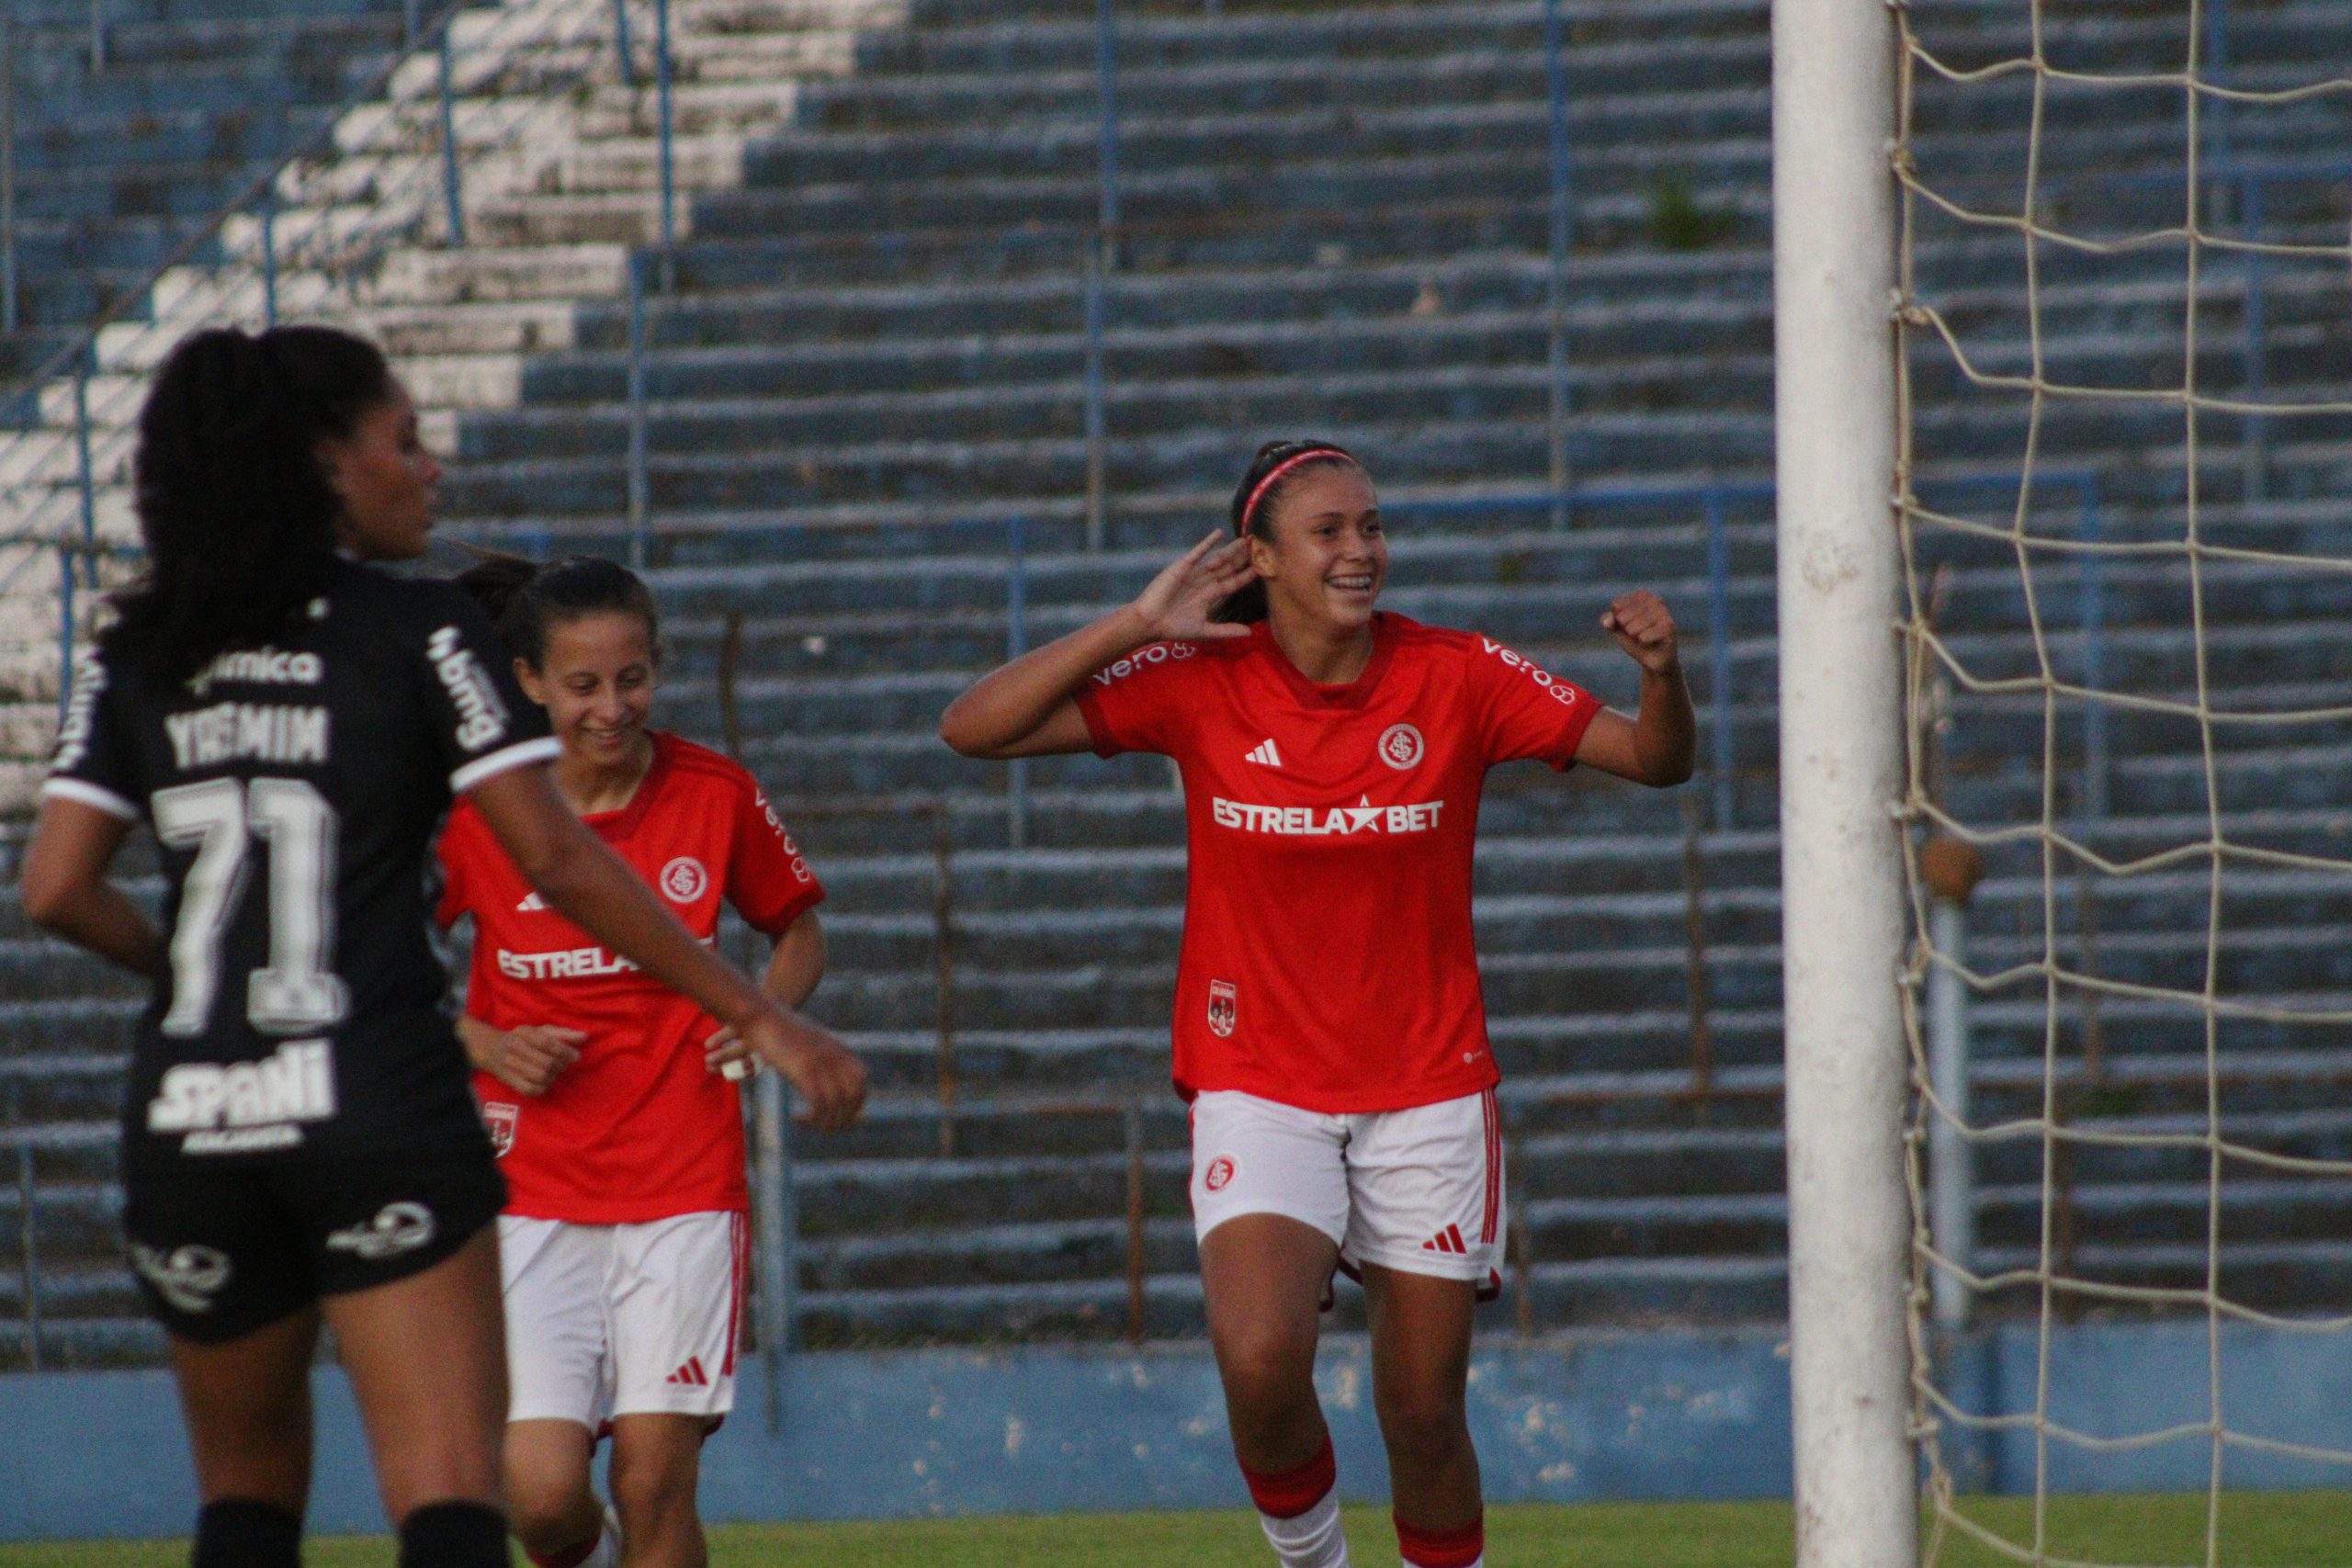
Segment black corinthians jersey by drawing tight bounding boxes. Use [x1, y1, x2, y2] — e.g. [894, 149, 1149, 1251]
[42, 558, 556, 1168]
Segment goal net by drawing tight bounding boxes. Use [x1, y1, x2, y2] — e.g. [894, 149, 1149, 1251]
[1893, 0, 2352, 1560]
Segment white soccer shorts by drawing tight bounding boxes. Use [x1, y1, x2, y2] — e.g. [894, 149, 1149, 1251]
[498, 1210, 748, 1429]
[1188, 1088, 1506, 1292]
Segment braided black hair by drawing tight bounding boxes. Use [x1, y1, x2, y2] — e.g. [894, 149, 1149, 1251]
[106, 325, 393, 682]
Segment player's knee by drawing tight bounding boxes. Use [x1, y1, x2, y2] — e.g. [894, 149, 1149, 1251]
[1214, 1323, 1317, 1411]
[1374, 1382, 1469, 1456]
[608, 1437, 699, 1537]
[503, 1483, 588, 1556]
[398, 1500, 508, 1568]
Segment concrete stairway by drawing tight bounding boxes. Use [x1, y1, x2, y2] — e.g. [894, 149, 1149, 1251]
[0, 0, 898, 809]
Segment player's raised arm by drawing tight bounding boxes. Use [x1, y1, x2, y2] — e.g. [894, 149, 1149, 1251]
[1569, 589, 1698, 787]
[938, 530, 1255, 759]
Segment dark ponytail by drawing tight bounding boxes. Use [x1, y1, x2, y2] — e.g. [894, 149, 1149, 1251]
[1210, 439, 1360, 625]
[106, 325, 393, 682]
[453, 550, 660, 671]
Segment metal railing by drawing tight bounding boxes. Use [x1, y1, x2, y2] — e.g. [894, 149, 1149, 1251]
[1, 0, 686, 696]
[1072, 0, 1584, 553]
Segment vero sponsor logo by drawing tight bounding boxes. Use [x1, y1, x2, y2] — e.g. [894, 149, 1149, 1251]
[1090, 641, 1196, 687]
[1479, 638, 1580, 705]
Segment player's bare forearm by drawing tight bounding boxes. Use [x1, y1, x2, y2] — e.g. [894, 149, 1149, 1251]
[455, 1013, 501, 1073]
[1572, 590, 1697, 786]
[764, 911, 826, 1009]
[458, 1013, 581, 1096]
[940, 531, 1256, 758]
[471, 766, 773, 1030]
[938, 605, 1155, 758]
[20, 797, 164, 980]
[1632, 660, 1698, 787]
[28, 877, 164, 979]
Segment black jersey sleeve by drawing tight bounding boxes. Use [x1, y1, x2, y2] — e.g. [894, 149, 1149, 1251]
[406, 582, 557, 795]
[41, 643, 146, 822]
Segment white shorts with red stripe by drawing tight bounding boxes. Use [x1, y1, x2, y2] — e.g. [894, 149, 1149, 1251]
[498, 1210, 747, 1428]
[1188, 1089, 1506, 1295]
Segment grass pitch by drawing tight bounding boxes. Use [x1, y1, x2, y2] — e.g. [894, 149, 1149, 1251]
[2, 1494, 2347, 1564]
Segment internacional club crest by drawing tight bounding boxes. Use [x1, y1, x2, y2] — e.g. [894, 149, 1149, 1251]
[482, 1101, 518, 1158]
[1204, 1156, 1238, 1192]
[1377, 722, 1425, 770]
[660, 856, 708, 903]
[1207, 979, 1238, 1038]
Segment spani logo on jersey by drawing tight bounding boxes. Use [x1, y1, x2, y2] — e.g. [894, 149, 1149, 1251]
[426, 625, 511, 750]
[147, 1040, 338, 1156]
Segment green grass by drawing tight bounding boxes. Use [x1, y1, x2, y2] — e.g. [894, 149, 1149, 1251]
[3, 1495, 2349, 1565]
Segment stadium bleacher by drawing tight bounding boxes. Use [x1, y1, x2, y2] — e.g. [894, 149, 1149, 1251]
[0, 1, 481, 378]
[3, 0, 2351, 1367]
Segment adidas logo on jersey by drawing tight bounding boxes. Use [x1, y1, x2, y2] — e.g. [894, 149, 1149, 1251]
[1245, 739, 1283, 768]
[515, 891, 548, 913]
[1422, 1224, 1471, 1256]
[666, 1356, 713, 1388]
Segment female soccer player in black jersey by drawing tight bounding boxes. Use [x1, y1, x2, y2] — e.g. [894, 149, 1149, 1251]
[19, 326, 865, 1568]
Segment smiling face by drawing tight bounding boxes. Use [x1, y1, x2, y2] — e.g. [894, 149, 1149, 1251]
[515, 610, 660, 773]
[316, 380, 440, 561]
[1249, 462, 1386, 637]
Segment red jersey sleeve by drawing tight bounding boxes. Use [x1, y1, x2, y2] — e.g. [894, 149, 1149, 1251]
[1468, 635, 1605, 771]
[728, 774, 825, 938]
[1072, 640, 1205, 758]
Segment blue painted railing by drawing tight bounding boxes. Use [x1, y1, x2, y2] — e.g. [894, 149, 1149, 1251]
[2, 0, 680, 677]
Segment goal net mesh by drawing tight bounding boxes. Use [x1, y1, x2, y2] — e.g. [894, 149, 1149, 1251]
[1894, 0, 2352, 1560]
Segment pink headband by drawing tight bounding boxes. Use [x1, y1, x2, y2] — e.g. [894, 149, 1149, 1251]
[1237, 448, 1353, 536]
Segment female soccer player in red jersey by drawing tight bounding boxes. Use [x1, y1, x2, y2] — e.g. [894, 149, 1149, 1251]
[21, 326, 859, 1568]
[435, 554, 847, 1568]
[940, 440, 1694, 1568]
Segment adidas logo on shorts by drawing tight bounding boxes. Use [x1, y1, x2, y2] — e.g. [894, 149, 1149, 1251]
[666, 1356, 713, 1388]
[1422, 1224, 1470, 1256]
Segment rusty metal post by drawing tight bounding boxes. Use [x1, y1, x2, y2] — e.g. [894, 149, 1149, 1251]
[1124, 1100, 1147, 1343]
[717, 611, 744, 760]
[1681, 792, 1714, 1106]
[933, 808, 957, 1157]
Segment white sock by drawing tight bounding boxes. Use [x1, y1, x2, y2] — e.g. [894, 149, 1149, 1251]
[1260, 1487, 1350, 1568]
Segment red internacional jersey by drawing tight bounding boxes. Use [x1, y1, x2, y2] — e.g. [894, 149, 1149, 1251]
[1076, 614, 1603, 1113]
[435, 732, 824, 1221]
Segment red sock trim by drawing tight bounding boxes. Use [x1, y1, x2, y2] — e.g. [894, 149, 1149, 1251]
[1241, 1434, 1337, 1520]
[1396, 1512, 1485, 1568]
[526, 1529, 600, 1568]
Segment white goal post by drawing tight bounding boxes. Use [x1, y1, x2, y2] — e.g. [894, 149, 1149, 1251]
[1771, 0, 1919, 1562]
